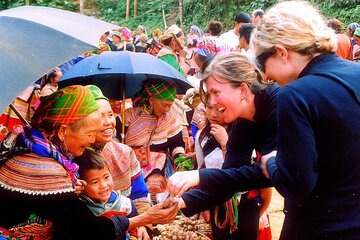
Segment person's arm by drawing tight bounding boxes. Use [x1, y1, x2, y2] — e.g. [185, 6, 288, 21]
[258, 188, 272, 217]
[181, 188, 234, 216]
[266, 87, 318, 204]
[128, 198, 179, 229]
[167, 131, 186, 158]
[167, 164, 272, 204]
[128, 149, 149, 201]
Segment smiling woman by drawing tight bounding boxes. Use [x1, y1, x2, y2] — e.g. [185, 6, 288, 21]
[167, 1, 360, 240]
[0, 85, 179, 239]
[88, 85, 150, 217]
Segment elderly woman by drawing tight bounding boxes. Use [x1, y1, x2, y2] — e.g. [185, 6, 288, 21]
[123, 79, 186, 198]
[88, 85, 151, 215]
[167, 1, 360, 239]
[0, 85, 178, 239]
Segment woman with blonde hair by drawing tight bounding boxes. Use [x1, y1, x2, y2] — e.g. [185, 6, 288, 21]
[167, 1, 360, 239]
[170, 51, 277, 240]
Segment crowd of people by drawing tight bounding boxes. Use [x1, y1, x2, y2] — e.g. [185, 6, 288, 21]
[0, 1, 359, 240]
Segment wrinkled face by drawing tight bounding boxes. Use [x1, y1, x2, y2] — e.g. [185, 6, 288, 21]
[82, 166, 114, 203]
[63, 111, 101, 156]
[205, 106, 226, 126]
[150, 97, 174, 117]
[95, 99, 116, 145]
[205, 75, 244, 123]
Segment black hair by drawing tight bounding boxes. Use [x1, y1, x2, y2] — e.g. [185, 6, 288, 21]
[120, 42, 135, 52]
[239, 23, 255, 44]
[235, 12, 251, 24]
[201, 54, 216, 73]
[40, 69, 59, 89]
[208, 21, 223, 36]
[73, 149, 108, 178]
[253, 9, 264, 18]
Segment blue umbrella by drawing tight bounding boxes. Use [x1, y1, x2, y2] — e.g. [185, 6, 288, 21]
[0, 6, 120, 111]
[59, 51, 193, 99]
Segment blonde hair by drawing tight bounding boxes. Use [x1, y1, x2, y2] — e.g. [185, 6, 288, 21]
[200, 52, 266, 103]
[251, 1, 337, 56]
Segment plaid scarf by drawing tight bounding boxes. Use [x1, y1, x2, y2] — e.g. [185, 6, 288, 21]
[20, 128, 79, 183]
[144, 81, 176, 101]
[32, 85, 98, 129]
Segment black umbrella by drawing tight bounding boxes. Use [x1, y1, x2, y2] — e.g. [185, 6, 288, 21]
[59, 51, 194, 143]
[0, 6, 120, 111]
[58, 51, 194, 100]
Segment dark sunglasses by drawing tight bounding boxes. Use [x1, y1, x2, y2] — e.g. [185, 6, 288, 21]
[256, 48, 276, 72]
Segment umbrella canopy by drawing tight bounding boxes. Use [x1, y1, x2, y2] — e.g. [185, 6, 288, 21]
[59, 51, 194, 99]
[0, 6, 120, 111]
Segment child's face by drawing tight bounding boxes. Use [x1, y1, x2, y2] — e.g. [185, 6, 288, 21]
[82, 166, 114, 203]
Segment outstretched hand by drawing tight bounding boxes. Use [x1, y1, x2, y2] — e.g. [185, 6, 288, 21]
[146, 198, 179, 224]
[166, 170, 200, 197]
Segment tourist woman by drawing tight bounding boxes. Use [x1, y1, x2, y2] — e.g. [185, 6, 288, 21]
[168, 1, 360, 239]
[169, 52, 277, 240]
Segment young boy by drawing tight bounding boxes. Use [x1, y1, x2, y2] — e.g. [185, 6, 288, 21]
[73, 150, 150, 240]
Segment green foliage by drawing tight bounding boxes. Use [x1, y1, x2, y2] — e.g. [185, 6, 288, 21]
[1, 0, 359, 34]
[310, 0, 360, 27]
[96, 0, 178, 32]
[0, 0, 77, 11]
[95, 0, 357, 34]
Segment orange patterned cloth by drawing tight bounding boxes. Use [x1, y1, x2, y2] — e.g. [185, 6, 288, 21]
[124, 107, 184, 178]
[0, 153, 73, 195]
[99, 140, 142, 196]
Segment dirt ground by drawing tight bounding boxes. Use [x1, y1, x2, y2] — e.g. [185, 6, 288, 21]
[267, 189, 285, 240]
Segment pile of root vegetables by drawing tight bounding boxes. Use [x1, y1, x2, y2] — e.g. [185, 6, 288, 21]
[153, 216, 212, 240]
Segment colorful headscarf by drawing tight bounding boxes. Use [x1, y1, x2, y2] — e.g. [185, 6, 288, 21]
[196, 37, 230, 57]
[121, 27, 133, 42]
[32, 85, 98, 128]
[190, 25, 202, 38]
[87, 85, 108, 101]
[143, 81, 176, 101]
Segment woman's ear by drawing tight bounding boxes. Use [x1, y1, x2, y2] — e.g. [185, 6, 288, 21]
[239, 83, 250, 100]
[274, 44, 289, 61]
[58, 124, 67, 141]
